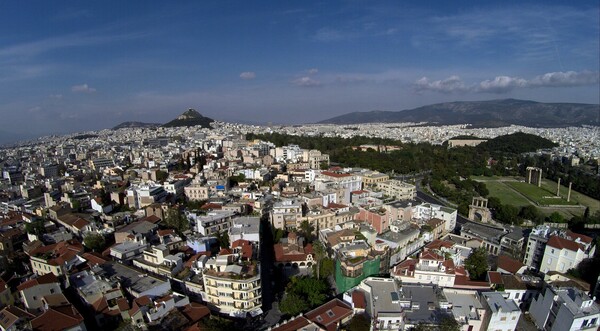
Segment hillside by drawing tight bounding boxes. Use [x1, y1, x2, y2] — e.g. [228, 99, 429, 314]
[477, 132, 558, 154]
[162, 109, 214, 128]
[112, 121, 160, 130]
[318, 99, 599, 127]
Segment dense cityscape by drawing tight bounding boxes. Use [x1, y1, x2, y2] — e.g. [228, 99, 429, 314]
[0, 117, 598, 331]
[1, 1, 599, 331]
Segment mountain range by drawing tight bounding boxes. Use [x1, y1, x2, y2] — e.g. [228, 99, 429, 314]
[318, 99, 599, 127]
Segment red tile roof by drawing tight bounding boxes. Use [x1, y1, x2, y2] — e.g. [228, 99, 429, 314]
[352, 291, 366, 309]
[321, 171, 351, 178]
[497, 255, 525, 274]
[566, 230, 592, 244]
[17, 273, 59, 291]
[305, 299, 353, 331]
[232, 239, 253, 259]
[180, 302, 210, 324]
[270, 316, 313, 331]
[30, 305, 84, 331]
[425, 239, 454, 251]
[420, 251, 444, 261]
[488, 271, 503, 285]
[547, 235, 583, 252]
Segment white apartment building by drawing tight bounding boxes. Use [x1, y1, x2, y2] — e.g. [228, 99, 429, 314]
[412, 203, 457, 232]
[392, 251, 456, 288]
[316, 171, 362, 204]
[530, 285, 600, 331]
[126, 185, 168, 209]
[540, 235, 593, 274]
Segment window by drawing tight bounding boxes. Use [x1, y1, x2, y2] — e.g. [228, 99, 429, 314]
[500, 317, 506, 321]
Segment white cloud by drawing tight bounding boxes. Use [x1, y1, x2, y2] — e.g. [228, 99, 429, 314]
[49, 94, 63, 99]
[476, 76, 528, 93]
[308, 68, 319, 75]
[239, 71, 256, 80]
[415, 70, 599, 94]
[71, 83, 96, 93]
[529, 70, 599, 87]
[414, 75, 467, 93]
[292, 76, 321, 87]
[28, 106, 42, 113]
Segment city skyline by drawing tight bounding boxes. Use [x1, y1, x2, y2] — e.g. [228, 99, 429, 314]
[0, 1, 598, 139]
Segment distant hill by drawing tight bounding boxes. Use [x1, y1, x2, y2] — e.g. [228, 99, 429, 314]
[162, 109, 214, 128]
[112, 121, 160, 130]
[318, 99, 599, 127]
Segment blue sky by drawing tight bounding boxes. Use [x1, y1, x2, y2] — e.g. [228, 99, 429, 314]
[0, 1, 598, 139]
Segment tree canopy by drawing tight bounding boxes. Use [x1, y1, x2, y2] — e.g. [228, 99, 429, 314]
[465, 248, 489, 280]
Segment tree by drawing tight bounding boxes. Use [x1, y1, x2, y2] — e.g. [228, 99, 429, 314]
[548, 212, 564, 223]
[347, 314, 370, 331]
[199, 316, 234, 331]
[312, 241, 326, 279]
[519, 205, 542, 223]
[282, 276, 329, 314]
[319, 257, 335, 280]
[439, 316, 460, 331]
[164, 209, 190, 236]
[84, 233, 106, 252]
[280, 292, 309, 316]
[216, 230, 230, 249]
[155, 170, 169, 182]
[25, 220, 46, 236]
[465, 248, 488, 280]
[300, 220, 315, 241]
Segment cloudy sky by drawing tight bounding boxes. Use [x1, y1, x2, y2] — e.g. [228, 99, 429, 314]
[0, 1, 598, 138]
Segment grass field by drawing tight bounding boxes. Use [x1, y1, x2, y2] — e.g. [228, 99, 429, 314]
[482, 180, 531, 207]
[506, 182, 577, 206]
[472, 175, 599, 217]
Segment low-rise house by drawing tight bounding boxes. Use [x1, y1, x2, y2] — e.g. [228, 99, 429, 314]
[109, 234, 149, 262]
[114, 219, 158, 244]
[97, 262, 171, 299]
[0, 305, 35, 331]
[343, 277, 403, 330]
[392, 251, 457, 287]
[0, 279, 14, 309]
[497, 254, 527, 275]
[304, 298, 353, 331]
[28, 240, 85, 277]
[443, 289, 486, 331]
[229, 216, 260, 243]
[399, 284, 452, 329]
[30, 303, 86, 331]
[17, 273, 62, 312]
[133, 244, 185, 277]
[480, 292, 521, 331]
